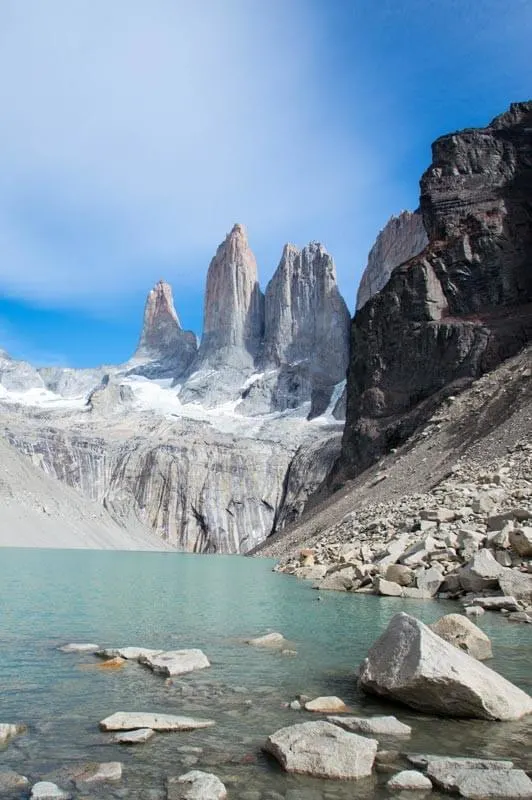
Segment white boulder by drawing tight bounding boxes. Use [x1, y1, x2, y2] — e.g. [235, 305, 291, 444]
[167, 771, 227, 800]
[358, 613, 532, 720]
[263, 720, 377, 779]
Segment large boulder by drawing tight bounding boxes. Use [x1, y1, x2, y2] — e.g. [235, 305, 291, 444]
[263, 720, 377, 779]
[426, 759, 532, 799]
[358, 613, 532, 720]
[509, 527, 532, 557]
[430, 614, 492, 660]
[458, 550, 506, 593]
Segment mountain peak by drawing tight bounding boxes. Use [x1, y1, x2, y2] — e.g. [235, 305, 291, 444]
[133, 279, 197, 374]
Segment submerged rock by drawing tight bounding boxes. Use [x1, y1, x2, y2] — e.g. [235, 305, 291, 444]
[0, 771, 30, 792]
[97, 646, 164, 661]
[167, 770, 227, 800]
[426, 758, 514, 791]
[58, 643, 99, 653]
[328, 715, 411, 736]
[430, 614, 492, 660]
[358, 613, 532, 720]
[245, 632, 286, 648]
[114, 728, 155, 744]
[72, 762, 123, 786]
[99, 712, 215, 731]
[263, 720, 378, 779]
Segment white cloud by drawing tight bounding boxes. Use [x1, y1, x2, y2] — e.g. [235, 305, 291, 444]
[0, 0, 379, 309]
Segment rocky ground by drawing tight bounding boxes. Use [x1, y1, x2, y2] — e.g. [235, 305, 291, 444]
[256, 346, 532, 622]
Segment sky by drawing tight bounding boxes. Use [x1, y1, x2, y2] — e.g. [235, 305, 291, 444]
[0, 1, 530, 367]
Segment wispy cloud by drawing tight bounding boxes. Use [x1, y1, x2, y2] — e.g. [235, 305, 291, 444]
[0, 0, 377, 309]
[0, 0, 529, 322]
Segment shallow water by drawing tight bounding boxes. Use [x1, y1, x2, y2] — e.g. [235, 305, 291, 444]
[0, 548, 531, 800]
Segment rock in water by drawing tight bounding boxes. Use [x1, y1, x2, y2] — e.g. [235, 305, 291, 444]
[304, 696, 348, 713]
[30, 783, 71, 800]
[141, 649, 210, 676]
[387, 770, 432, 791]
[328, 715, 412, 736]
[358, 612, 532, 720]
[356, 210, 428, 310]
[430, 614, 492, 660]
[99, 712, 215, 731]
[114, 728, 155, 744]
[0, 723, 26, 744]
[245, 632, 286, 648]
[133, 279, 198, 376]
[167, 770, 227, 800]
[263, 720, 378, 779]
[0, 771, 30, 792]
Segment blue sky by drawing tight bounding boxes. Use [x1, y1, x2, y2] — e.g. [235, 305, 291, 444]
[0, 0, 530, 367]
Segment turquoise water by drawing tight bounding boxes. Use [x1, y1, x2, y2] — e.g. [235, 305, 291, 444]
[0, 548, 531, 800]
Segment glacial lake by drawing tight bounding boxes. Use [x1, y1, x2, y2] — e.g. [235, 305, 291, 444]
[1, 548, 531, 800]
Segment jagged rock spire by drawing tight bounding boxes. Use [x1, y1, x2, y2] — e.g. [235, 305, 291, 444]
[264, 241, 350, 384]
[198, 223, 264, 366]
[134, 279, 197, 376]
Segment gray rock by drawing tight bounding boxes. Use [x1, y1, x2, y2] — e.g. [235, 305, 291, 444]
[167, 770, 227, 800]
[426, 758, 514, 792]
[142, 649, 210, 676]
[458, 550, 506, 593]
[387, 770, 432, 791]
[99, 712, 215, 731]
[509, 527, 532, 557]
[114, 728, 155, 744]
[470, 596, 520, 612]
[456, 769, 532, 799]
[499, 570, 532, 606]
[416, 566, 443, 597]
[358, 612, 532, 719]
[30, 783, 71, 800]
[328, 714, 411, 736]
[0, 771, 30, 793]
[263, 720, 378, 779]
[430, 614, 492, 660]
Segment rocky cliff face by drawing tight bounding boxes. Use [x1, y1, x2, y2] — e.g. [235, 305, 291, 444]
[133, 279, 198, 377]
[264, 241, 350, 382]
[341, 101, 532, 479]
[356, 211, 428, 310]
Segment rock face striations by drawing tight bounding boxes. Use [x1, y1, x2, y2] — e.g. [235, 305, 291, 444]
[133, 279, 197, 377]
[341, 101, 532, 479]
[356, 211, 428, 310]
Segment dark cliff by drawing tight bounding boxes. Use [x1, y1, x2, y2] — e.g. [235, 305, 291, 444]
[340, 101, 532, 479]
